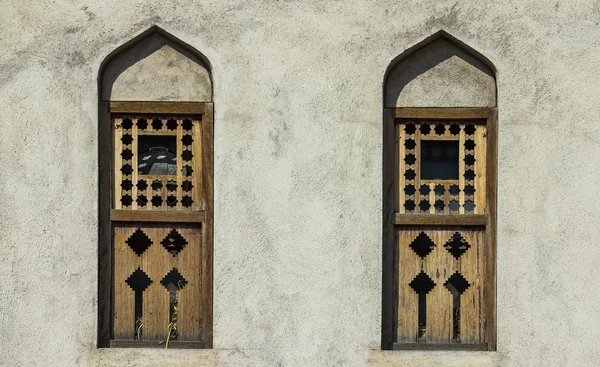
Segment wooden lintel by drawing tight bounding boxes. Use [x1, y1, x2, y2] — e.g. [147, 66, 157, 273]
[110, 209, 206, 223]
[110, 101, 207, 115]
[393, 107, 494, 120]
[394, 213, 488, 226]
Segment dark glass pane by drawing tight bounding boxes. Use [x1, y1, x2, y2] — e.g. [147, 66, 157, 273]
[420, 140, 459, 180]
[137, 135, 177, 175]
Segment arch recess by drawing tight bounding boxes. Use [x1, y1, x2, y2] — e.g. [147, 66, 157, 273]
[99, 26, 212, 102]
[384, 31, 496, 108]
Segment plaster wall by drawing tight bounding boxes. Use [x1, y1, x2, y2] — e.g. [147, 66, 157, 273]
[1, 1, 599, 366]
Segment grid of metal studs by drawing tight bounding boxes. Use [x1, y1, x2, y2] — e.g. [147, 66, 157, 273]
[116, 116, 199, 211]
[400, 120, 480, 214]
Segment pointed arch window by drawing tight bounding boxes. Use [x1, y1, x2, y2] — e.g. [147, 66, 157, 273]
[98, 27, 213, 349]
[382, 32, 497, 351]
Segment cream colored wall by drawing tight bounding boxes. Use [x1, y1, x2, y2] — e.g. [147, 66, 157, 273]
[0, 1, 599, 366]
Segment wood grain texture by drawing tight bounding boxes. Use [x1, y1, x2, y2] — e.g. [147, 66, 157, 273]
[98, 102, 112, 347]
[396, 228, 485, 346]
[113, 225, 140, 339]
[395, 108, 492, 119]
[110, 210, 206, 223]
[394, 214, 488, 226]
[200, 103, 214, 347]
[474, 125, 487, 214]
[391, 343, 487, 351]
[110, 340, 204, 349]
[113, 224, 202, 341]
[381, 108, 398, 348]
[484, 108, 498, 350]
[110, 101, 205, 114]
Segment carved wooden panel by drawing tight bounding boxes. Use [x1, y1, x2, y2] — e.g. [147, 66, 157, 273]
[113, 223, 202, 342]
[396, 119, 487, 214]
[114, 115, 203, 211]
[397, 228, 485, 344]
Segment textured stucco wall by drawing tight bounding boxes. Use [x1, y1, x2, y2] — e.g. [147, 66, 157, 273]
[1, 1, 600, 366]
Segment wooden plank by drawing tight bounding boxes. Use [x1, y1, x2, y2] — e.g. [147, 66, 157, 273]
[425, 230, 452, 344]
[396, 229, 419, 343]
[110, 209, 206, 223]
[176, 119, 183, 211]
[176, 225, 202, 340]
[459, 129, 465, 214]
[110, 101, 205, 115]
[200, 103, 214, 347]
[114, 119, 123, 210]
[474, 125, 487, 214]
[98, 101, 112, 347]
[398, 123, 405, 214]
[381, 108, 398, 348]
[142, 226, 169, 340]
[131, 121, 138, 210]
[484, 108, 498, 351]
[395, 108, 492, 120]
[192, 116, 203, 210]
[113, 225, 142, 339]
[458, 230, 484, 343]
[414, 125, 421, 213]
[391, 342, 487, 351]
[428, 183, 435, 214]
[394, 214, 488, 226]
[138, 130, 178, 136]
[110, 340, 204, 349]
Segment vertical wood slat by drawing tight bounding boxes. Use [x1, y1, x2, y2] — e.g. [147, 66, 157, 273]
[176, 120, 183, 210]
[114, 120, 123, 210]
[485, 108, 498, 350]
[161, 178, 167, 210]
[459, 230, 484, 343]
[425, 230, 453, 343]
[396, 230, 419, 342]
[414, 126, 421, 213]
[131, 121, 139, 210]
[146, 179, 152, 210]
[141, 227, 169, 340]
[176, 225, 202, 340]
[429, 183, 435, 214]
[113, 225, 141, 339]
[200, 103, 214, 347]
[398, 124, 406, 214]
[459, 130, 466, 214]
[474, 125, 487, 214]
[192, 117, 203, 211]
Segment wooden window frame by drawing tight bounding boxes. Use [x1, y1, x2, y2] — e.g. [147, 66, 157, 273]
[382, 107, 497, 351]
[98, 101, 213, 348]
